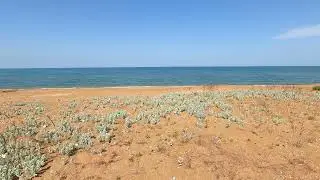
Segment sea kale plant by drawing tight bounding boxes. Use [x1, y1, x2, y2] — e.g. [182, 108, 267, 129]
[0, 128, 46, 179]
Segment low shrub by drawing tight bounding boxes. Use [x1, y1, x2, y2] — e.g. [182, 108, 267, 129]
[0, 135, 46, 179]
[96, 123, 112, 142]
[73, 133, 92, 149]
[58, 120, 73, 135]
[312, 86, 320, 91]
[58, 142, 78, 156]
[40, 131, 61, 144]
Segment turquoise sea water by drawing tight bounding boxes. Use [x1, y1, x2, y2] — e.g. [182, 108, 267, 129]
[0, 67, 319, 88]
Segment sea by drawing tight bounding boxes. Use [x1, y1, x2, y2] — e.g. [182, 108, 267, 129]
[0, 66, 319, 89]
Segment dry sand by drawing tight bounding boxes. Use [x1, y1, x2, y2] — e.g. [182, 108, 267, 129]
[1, 85, 320, 180]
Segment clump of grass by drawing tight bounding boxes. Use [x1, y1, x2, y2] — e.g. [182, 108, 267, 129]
[312, 86, 320, 91]
[180, 129, 194, 143]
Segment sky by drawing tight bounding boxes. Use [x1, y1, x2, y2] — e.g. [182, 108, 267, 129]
[0, 0, 320, 68]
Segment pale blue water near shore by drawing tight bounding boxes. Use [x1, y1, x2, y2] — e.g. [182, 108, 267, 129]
[0, 67, 319, 89]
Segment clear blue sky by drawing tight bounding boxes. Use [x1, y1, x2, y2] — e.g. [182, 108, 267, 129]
[1, 0, 320, 68]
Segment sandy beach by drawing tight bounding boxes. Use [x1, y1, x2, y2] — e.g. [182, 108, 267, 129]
[1, 85, 320, 179]
[2, 0, 320, 179]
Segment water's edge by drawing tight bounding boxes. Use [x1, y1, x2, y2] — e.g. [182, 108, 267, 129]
[1, 84, 319, 91]
[1, 67, 319, 89]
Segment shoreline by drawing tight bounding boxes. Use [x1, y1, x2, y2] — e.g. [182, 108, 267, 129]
[1, 83, 319, 92]
[1, 84, 318, 99]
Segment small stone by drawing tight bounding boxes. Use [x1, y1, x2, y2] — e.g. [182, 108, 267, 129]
[177, 157, 184, 166]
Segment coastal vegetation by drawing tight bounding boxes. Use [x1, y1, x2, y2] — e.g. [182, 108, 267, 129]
[313, 86, 320, 91]
[0, 87, 319, 179]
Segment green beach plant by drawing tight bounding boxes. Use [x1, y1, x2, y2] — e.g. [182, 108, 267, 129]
[0, 134, 46, 179]
[58, 142, 78, 156]
[34, 103, 45, 115]
[40, 130, 61, 144]
[96, 123, 112, 142]
[58, 120, 73, 135]
[313, 86, 320, 91]
[73, 133, 92, 149]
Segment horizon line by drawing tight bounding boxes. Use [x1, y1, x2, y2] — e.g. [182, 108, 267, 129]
[1, 65, 320, 70]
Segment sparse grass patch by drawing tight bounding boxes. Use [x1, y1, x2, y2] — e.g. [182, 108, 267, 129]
[180, 129, 194, 143]
[272, 115, 286, 125]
